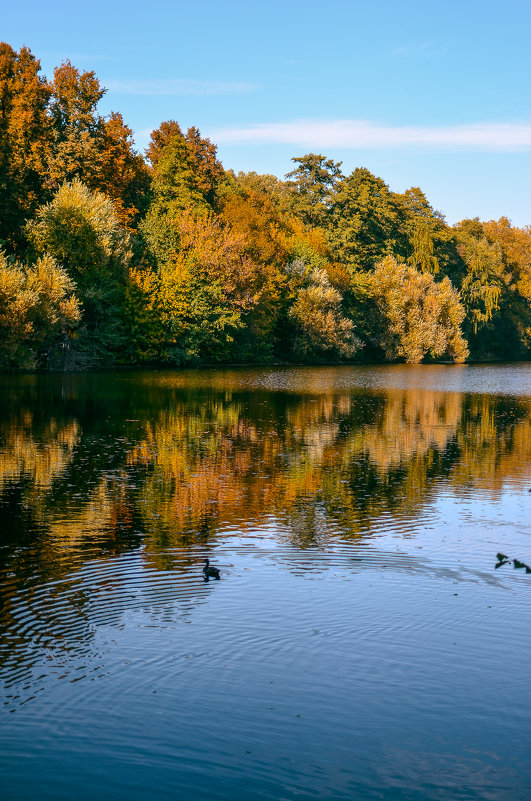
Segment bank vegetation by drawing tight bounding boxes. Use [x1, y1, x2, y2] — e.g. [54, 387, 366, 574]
[1, 43, 530, 369]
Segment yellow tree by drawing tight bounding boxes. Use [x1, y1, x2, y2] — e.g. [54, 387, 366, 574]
[27, 179, 131, 360]
[368, 256, 469, 363]
[481, 217, 531, 354]
[0, 251, 80, 367]
[483, 217, 531, 302]
[288, 266, 361, 361]
[217, 182, 290, 358]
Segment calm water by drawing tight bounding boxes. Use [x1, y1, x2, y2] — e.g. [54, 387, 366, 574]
[1, 364, 531, 800]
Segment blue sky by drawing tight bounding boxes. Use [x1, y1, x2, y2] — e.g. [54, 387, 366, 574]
[4, 0, 531, 225]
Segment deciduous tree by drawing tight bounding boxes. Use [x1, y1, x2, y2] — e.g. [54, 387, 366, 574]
[288, 265, 361, 361]
[156, 210, 256, 364]
[99, 112, 150, 229]
[27, 179, 131, 361]
[0, 251, 80, 367]
[47, 60, 106, 190]
[0, 43, 51, 247]
[367, 256, 469, 363]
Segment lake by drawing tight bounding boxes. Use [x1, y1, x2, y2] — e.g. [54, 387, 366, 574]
[1, 364, 530, 800]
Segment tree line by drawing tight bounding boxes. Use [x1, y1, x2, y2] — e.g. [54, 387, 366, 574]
[1, 42, 530, 369]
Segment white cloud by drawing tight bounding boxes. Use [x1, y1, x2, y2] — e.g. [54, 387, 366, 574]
[105, 78, 256, 96]
[209, 119, 531, 151]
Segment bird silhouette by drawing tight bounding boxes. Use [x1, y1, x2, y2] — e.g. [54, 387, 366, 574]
[203, 558, 221, 580]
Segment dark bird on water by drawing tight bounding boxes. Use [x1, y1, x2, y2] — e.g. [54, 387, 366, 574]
[203, 558, 221, 580]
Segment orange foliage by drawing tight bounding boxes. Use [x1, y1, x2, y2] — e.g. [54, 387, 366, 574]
[145, 119, 183, 168]
[97, 112, 150, 229]
[272, 214, 331, 259]
[0, 43, 51, 242]
[221, 187, 290, 266]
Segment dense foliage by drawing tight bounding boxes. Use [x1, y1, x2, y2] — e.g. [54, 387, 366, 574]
[1, 42, 530, 369]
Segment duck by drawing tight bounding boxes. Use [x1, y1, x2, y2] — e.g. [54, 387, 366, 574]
[203, 558, 221, 580]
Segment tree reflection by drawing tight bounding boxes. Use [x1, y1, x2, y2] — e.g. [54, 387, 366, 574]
[1, 378, 530, 559]
[1, 372, 530, 697]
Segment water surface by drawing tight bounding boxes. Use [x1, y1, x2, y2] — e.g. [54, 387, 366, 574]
[1, 365, 531, 800]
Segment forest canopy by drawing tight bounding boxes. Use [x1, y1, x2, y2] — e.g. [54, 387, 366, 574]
[1, 42, 530, 369]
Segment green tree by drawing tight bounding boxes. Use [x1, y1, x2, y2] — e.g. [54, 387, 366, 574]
[397, 187, 447, 275]
[458, 234, 503, 334]
[286, 153, 343, 227]
[123, 266, 164, 363]
[483, 217, 531, 354]
[184, 126, 226, 208]
[144, 120, 225, 217]
[407, 220, 439, 274]
[27, 178, 131, 361]
[454, 219, 506, 359]
[328, 168, 407, 272]
[141, 121, 226, 268]
[455, 217, 531, 359]
[148, 128, 205, 214]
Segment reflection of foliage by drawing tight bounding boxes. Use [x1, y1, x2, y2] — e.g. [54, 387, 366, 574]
[1, 375, 530, 557]
[0, 417, 80, 489]
[112, 384, 531, 547]
[1, 372, 531, 674]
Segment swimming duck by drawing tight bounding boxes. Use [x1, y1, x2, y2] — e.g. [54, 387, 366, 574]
[203, 558, 221, 580]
